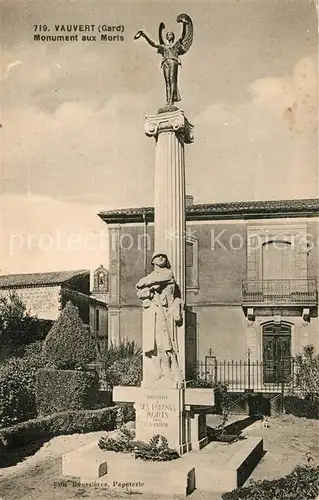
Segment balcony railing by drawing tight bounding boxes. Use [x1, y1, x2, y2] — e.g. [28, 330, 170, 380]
[242, 279, 317, 306]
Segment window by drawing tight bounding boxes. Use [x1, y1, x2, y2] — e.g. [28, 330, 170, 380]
[247, 224, 308, 281]
[95, 309, 100, 333]
[262, 240, 292, 280]
[186, 238, 199, 290]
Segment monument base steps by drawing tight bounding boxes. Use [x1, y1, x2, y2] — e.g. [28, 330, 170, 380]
[61, 436, 263, 496]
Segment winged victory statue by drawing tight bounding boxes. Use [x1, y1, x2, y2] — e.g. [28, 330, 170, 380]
[134, 14, 194, 109]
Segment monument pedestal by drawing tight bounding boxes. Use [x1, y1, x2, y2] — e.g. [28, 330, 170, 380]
[61, 432, 263, 496]
[113, 384, 215, 454]
[134, 386, 189, 453]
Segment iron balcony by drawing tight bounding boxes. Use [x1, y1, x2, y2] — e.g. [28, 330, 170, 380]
[242, 279, 317, 307]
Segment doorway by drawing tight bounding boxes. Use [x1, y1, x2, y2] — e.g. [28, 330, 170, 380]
[262, 322, 292, 383]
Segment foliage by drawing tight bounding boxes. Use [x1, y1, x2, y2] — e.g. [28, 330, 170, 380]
[284, 395, 318, 419]
[0, 346, 46, 429]
[35, 368, 99, 416]
[99, 426, 136, 453]
[100, 340, 143, 388]
[187, 374, 214, 388]
[222, 465, 319, 500]
[0, 292, 45, 354]
[290, 345, 319, 402]
[105, 356, 143, 387]
[207, 382, 235, 441]
[187, 376, 233, 438]
[41, 301, 96, 370]
[115, 406, 125, 429]
[98, 428, 180, 462]
[134, 434, 180, 462]
[119, 404, 136, 423]
[0, 406, 118, 453]
[23, 340, 44, 359]
[102, 340, 142, 366]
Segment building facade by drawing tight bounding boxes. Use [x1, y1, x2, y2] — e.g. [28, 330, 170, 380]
[0, 269, 108, 344]
[99, 198, 319, 378]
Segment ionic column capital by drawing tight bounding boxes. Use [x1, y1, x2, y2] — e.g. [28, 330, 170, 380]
[145, 110, 194, 144]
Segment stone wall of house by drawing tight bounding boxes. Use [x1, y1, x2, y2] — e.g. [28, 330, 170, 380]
[89, 302, 108, 344]
[0, 286, 61, 321]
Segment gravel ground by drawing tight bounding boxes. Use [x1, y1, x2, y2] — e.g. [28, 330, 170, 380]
[243, 414, 319, 483]
[0, 415, 318, 500]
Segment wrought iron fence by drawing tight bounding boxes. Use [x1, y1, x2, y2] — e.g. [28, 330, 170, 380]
[242, 279, 317, 305]
[193, 356, 297, 393]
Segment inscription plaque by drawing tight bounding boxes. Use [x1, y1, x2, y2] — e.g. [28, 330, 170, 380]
[135, 388, 182, 450]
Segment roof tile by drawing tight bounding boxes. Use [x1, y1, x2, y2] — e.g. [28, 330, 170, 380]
[0, 269, 89, 289]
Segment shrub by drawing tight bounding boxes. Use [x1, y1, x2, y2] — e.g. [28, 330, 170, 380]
[100, 340, 143, 388]
[120, 404, 136, 422]
[284, 395, 318, 419]
[0, 292, 46, 355]
[105, 356, 143, 387]
[102, 340, 142, 365]
[41, 301, 96, 370]
[98, 428, 179, 462]
[222, 465, 319, 499]
[23, 340, 44, 359]
[187, 376, 214, 388]
[0, 348, 46, 429]
[36, 368, 99, 415]
[134, 434, 180, 462]
[211, 383, 233, 438]
[290, 345, 319, 402]
[0, 406, 117, 453]
[99, 426, 136, 453]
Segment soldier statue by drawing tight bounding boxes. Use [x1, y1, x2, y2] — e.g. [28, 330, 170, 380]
[136, 252, 184, 386]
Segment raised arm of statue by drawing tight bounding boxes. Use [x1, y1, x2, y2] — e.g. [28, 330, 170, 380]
[175, 14, 194, 56]
[134, 30, 159, 49]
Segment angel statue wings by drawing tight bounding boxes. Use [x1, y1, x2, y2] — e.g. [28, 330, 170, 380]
[134, 13, 194, 108]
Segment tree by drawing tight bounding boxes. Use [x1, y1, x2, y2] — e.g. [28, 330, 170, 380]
[292, 345, 319, 402]
[0, 292, 41, 353]
[42, 301, 97, 370]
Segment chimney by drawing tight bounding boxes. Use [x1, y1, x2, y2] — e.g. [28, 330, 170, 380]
[186, 195, 194, 208]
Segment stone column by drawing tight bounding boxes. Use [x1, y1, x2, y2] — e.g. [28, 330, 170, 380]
[145, 110, 194, 301]
[145, 110, 194, 380]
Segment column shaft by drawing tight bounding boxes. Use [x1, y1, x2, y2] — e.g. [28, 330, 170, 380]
[154, 131, 186, 300]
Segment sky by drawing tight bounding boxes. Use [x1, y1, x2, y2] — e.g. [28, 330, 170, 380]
[1, 0, 318, 275]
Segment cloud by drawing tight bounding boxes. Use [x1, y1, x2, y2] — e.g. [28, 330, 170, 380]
[187, 57, 318, 203]
[2, 92, 153, 205]
[0, 193, 110, 275]
[250, 57, 317, 134]
[2, 34, 318, 209]
[6, 60, 23, 73]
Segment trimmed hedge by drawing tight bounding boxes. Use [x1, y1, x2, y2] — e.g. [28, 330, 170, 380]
[0, 347, 46, 428]
[36, 368, 99, 415]
[0, 406, 118, 451]
[222, 465, 319, 499]
[284, 395, 318, 419]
